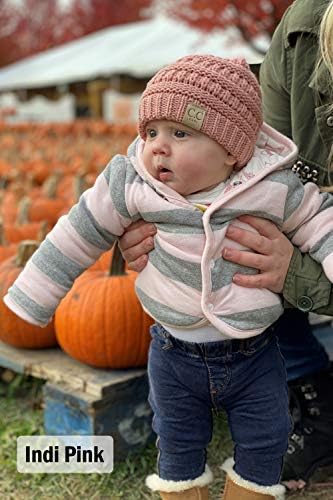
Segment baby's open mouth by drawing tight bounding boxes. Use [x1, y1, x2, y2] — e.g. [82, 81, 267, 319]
[157, 166, 172, 181]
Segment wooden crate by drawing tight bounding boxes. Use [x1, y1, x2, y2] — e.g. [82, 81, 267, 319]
[0, 341, 154, 461]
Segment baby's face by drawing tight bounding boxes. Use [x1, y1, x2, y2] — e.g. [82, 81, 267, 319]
[142, 120, 236, 196]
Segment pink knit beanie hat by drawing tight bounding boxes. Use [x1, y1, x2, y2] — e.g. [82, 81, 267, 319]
[138, 54, 263, 168]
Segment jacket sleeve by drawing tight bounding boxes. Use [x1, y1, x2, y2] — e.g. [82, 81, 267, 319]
[280, 170, 333, 310]
[3, 155, 134, 327]
[283, 247, 333, 314]
[259, 11, 292, 139]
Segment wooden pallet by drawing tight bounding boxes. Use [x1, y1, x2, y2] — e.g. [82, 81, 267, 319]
[0, 341, 154, 461]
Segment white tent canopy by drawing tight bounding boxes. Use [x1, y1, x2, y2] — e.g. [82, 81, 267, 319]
[0, 16, 267, 91]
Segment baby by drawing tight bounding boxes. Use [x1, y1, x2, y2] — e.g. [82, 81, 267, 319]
[5, 55, 333, 499]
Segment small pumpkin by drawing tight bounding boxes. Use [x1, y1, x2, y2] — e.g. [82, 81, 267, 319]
[55, 244, 153, 368]
[4, 198, 49, 243]
[0, 240, 57, 348]
[25, 175, 69, 226]
[1, 182, 25, 224]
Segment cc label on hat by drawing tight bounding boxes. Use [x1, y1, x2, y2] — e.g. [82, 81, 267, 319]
[182, 103, 206, 130]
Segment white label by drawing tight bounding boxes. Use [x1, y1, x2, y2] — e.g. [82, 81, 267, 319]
[17, 435, 113, 473]
[181, 102, 206, 130]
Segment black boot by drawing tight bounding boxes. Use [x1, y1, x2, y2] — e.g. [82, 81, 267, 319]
[282, 364, 333, 484]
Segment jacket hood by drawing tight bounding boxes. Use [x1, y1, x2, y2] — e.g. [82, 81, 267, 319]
[127, 123, 298, 202]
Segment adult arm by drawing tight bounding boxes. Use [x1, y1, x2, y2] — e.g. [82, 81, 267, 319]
[258, 9, 333, 314]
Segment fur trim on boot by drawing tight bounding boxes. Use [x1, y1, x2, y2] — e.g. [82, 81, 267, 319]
[221, 458, 285, 500]
[146, 464, 213, 493]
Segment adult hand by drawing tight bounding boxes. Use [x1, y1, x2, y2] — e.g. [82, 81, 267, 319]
[118, 220, 156, 272]
[222, 215, 294, 293]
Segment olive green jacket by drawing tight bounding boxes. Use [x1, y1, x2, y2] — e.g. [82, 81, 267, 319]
[260, 0, 333, 314]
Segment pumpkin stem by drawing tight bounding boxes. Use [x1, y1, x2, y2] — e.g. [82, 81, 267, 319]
[73, 173, 87, 203]
[16, 196, 31, 225]
[25, 172, 35, 192]
[42, 171, 61, 199]
[11, 181, 25, 201]
[38, 221, 49, 242]
[110, 242, 126, 276]
[0, 216, 7, 245]
[15, 240, 39, 267]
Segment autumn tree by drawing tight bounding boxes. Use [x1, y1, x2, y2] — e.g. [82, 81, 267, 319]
[165, 0, 293, 52]
[0, 0, 153, 68]
[0, 0, 20, 67]
[65, 0, 154, 39]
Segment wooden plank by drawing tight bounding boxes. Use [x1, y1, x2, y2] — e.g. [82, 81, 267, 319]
[0, 343, 60, 374]
[0, 347, 31, 373]
[0, 341, 146, 398]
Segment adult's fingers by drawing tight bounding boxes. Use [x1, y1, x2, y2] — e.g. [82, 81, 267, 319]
[127, 255, 149, 273]
[119, 220, 156, 251]
[236, 215, 282, 239]
[118, 220, 156, 267]
[119, 235, 155, 265]
[231, 271, 283, 292]
[226, 225, 273, 255]
[223, 217, 294, 293]
[222, 248, 271, 271]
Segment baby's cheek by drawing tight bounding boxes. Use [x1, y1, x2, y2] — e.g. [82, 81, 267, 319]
[142, 149, 153, 172]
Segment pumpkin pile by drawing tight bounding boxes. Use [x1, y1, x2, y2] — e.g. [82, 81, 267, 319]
[0, 120, 153, 368]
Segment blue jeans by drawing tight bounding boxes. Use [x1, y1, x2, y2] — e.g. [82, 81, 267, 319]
[274, 309, 330, 382]
[148, 323, 292, 486]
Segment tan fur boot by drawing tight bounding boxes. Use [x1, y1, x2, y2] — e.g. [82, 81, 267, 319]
[221, 459, 286, 500]
[159, 486, 209, 499]
[145, 465, 213, 499]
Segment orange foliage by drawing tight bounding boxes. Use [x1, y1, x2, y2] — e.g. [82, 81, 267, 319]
[166, 0, 293, 47]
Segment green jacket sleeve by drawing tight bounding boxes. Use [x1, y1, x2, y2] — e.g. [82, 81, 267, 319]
[283, 248, 333, 314]
[259, 10, 292, 139]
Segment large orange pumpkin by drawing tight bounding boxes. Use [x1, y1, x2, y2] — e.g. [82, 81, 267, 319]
[55, 244, 153, 368]
[0, 240, 57, 348]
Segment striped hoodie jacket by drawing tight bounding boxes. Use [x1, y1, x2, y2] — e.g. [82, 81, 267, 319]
[5, 123, 333, 339]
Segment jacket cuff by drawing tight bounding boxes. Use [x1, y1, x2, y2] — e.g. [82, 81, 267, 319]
[283, 247, 332, 312]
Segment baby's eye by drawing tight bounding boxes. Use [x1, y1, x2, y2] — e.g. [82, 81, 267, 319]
[174, 129, 188, 138]
[146, 129, 157, 138]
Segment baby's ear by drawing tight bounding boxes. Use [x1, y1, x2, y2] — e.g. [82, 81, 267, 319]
[226, 152, 237, 167]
